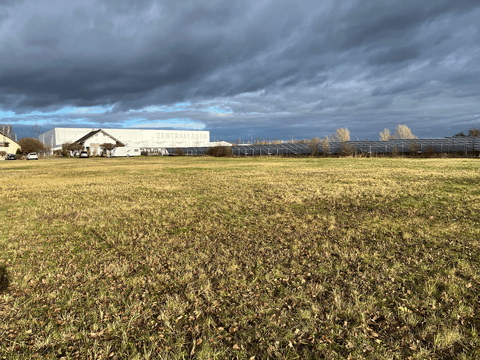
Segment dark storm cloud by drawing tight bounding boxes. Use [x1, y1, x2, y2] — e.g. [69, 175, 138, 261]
[369, 46, 421, 65]
[316, 0, 479, 51]
[1, 0, 480, 141]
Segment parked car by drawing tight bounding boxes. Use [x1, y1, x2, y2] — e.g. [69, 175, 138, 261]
[79, 151, 89, 158]
[5, 153, 16, 160]
[26, 153, 38, 160]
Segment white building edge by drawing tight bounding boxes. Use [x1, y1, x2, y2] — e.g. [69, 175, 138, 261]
[38, 127, 231, 155]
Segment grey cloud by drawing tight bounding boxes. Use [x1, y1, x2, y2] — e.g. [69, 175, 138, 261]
[98, 0, 155, 15]
[371, 79, 426, 96]
[369, 46, 421, 65]
[1, 0, 318, 110]
[0, 10, 7, 27]
[20, 15, 71, 48]
[319, 0, 479, 50]
[0, 0, 23, 6]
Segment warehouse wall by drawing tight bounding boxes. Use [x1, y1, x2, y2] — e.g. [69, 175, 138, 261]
[38, 128, 211, 151]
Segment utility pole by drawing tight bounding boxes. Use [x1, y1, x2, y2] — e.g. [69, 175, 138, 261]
[31, 121, 42, 137]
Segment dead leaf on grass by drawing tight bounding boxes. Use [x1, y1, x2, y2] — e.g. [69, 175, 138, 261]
[363, 345, 374, 353]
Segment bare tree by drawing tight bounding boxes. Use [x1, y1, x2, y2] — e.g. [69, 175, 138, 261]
[308, 137, 321, 157]
[40, 143, 52, 157]
[206, 146, 232, 157]
[100, 143, 116, 156]
[332, 128, 350, 142]
[379, 128, 394, 141]
[62, 142, 83, 156]
[100, 143, 116, 150]
[0, 124, 15, 139]
[340, 143, 356, 156]
[174, 148, 185, 156]
[453, 127, 480, 137]
[468, 127, 480, 137]
[321, 136, 330, 156]
[408, 141, 421, 156]
[394, 125, 417, 139]
[424, 146, 435, 157]
[18, 138, 45, 154]
[391, 146, 399, 157]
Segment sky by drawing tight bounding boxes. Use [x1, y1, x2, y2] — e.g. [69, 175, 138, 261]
[1, 0, 480, 142]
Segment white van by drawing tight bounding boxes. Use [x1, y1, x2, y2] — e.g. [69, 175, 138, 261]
[111, 146, 141, 157]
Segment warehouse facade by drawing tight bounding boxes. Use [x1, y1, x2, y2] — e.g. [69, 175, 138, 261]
[38, 127, 212, 155]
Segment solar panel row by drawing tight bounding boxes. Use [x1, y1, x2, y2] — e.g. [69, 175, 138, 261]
[155, 138, 479, 156]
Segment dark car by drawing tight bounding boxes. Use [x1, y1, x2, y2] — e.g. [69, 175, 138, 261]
[5, 153, 16, 160]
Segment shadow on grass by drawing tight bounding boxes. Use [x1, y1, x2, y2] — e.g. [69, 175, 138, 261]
[0, 265, 10, 293]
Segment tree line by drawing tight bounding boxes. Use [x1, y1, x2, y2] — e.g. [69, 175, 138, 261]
[454, 127, 480, 137]
[306, 124, 418, 156]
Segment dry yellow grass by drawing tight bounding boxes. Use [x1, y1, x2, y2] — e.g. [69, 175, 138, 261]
[0, 156, 479, 359]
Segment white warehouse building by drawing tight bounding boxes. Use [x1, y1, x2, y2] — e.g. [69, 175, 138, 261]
[38, 127, 218, 155]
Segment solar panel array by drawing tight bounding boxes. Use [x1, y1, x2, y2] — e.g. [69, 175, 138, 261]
[162, 143, 313, 156]
[343, 138, 479, 155]
[148, 137, 479, 156]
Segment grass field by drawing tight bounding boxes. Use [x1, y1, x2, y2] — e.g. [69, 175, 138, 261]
[1, 156, 479, 359]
